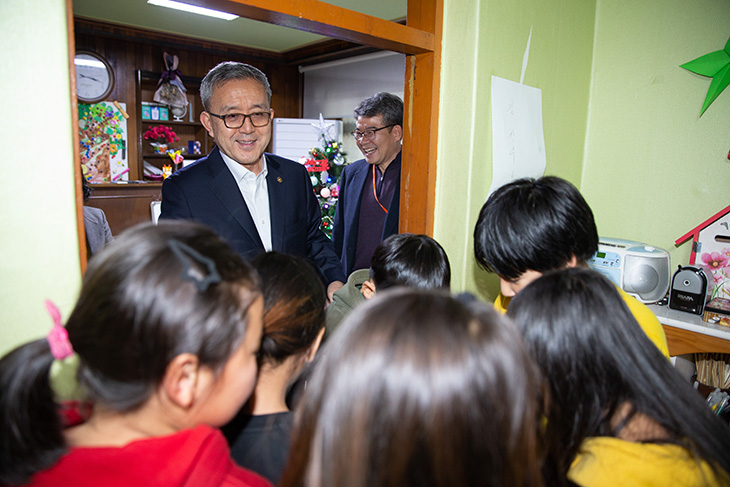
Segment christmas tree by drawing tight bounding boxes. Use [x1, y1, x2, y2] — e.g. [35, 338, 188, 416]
[300, 115, 349, 238]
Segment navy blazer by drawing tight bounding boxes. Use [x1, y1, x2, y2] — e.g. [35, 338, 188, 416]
[160, 147, 345, 285]
[332, 153, 400, 276]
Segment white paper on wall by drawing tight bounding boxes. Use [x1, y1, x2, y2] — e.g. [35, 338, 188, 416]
[488, 75, 546, 197]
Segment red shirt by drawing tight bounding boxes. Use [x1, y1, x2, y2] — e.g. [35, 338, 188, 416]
[28, 426, 272, 487]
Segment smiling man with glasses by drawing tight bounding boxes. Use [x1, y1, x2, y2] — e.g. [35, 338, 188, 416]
[161, 61, 345, 300]
[333, 92, 403, 277]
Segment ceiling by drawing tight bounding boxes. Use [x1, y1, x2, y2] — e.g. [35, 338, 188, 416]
[72, 0, 408, 53]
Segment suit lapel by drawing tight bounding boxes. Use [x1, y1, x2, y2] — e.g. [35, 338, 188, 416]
[207, 149, 264, 248]
[350, 161, 370, 220]
[383, 152, 401, 237]
[266, 155, 286, 251]
[343, 161, 370, 267]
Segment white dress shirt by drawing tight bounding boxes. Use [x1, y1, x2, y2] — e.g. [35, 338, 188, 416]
[221, 152, 272, 251]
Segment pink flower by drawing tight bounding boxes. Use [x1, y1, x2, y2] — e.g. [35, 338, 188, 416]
[721, 248, 730, 259]
[701, 251, 729, 269]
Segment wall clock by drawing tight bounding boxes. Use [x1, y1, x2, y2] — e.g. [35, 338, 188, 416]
[74, 50, 114, 103]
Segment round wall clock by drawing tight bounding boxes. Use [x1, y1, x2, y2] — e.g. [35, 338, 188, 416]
[74, 50, 114, 103]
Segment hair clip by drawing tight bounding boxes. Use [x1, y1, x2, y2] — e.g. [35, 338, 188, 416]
[168, 239, 222, 292]
[45, 299, 74, 360]
[45, 300, 85, 407]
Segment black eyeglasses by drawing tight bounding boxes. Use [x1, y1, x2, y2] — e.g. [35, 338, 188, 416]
[208, 110, 272, 129]
[351, 124, 396, 141]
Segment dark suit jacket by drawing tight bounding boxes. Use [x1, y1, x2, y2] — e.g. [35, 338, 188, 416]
[160, 147, 345, 285]
[332, 153, 400, 276]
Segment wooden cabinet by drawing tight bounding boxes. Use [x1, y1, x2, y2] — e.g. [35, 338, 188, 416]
[85, 183, 162, 236]
[136, 70, 212, 179]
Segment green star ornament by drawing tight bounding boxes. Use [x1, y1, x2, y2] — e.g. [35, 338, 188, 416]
[680, 35, 730, 116]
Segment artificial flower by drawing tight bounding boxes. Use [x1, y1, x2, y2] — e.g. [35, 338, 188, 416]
[143, 125, 179, 144]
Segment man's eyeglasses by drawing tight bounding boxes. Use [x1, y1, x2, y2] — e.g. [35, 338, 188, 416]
[208, 111, 272, 129]
[351, 124, 396, 141]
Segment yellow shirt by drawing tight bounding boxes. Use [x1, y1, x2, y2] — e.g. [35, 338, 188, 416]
[494, 288, 670, 359]
[569, 437, 725, 487]
[615, 288, 669, 358]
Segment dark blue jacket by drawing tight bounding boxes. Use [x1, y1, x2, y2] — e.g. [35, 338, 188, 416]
[161, 147, 345, 285]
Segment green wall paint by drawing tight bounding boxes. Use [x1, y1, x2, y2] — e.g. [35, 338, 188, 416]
[435, 0, 596, 299]
[581, 0, 730, 270]
[0, 0, 81, 355]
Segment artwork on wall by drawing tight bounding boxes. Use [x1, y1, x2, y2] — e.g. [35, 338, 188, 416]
[78, 102, 128, 183]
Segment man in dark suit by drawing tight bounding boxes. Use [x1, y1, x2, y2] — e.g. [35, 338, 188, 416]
[332, 93, 403, 277]
[161, 62, 345, 298]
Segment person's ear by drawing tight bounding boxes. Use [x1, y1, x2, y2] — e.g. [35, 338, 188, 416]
[162, 353, 201, 409]
[361, 279, 377, 300]
[566, 254, 579, 268]
[305, 327, 326, 363]
[200, 111, 215, 139]
[392, 124, 403, 143]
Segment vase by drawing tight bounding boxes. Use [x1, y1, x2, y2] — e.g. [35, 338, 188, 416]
[151, 142, 168, 154]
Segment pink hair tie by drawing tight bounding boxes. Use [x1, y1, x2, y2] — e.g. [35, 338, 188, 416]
[45, 299, 74, 360]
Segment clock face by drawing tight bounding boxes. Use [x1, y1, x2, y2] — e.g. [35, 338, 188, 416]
[75, 51, 114, 103]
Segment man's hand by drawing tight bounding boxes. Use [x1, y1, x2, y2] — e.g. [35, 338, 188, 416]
[327, 280, 345, 304]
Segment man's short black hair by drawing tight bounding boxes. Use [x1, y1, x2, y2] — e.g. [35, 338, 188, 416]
[370, 233, 450, 291]
[473, 176, 598, 279]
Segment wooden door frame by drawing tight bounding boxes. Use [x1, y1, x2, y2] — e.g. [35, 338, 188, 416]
[67, 0, 87, 273]
[69, 0, 442, 269]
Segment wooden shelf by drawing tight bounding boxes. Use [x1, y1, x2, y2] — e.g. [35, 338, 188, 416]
[141, 120, 203, 128]
[142, 153, 206, 159]
[135, 69, 213, 178]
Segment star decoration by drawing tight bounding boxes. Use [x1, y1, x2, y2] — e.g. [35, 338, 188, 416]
[680, 35, 730, 116]
[311, 113, 335, 142]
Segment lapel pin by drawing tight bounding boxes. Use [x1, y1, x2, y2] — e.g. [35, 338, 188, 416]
[277, 177, 283, 183]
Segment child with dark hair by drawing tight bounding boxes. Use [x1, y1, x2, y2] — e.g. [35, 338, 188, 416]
[223, 252, 326, 485]
[282, 289, 542, 487]
[473, 175, 669, 357]
[0, 221, 271, 487]
[326, 233, 451, 335]
[507, 268, 730, 487]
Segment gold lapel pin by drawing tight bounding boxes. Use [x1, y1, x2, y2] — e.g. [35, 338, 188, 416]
[277, 177, 283, 183]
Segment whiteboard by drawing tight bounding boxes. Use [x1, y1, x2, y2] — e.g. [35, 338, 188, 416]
[272, 118, 343, 162]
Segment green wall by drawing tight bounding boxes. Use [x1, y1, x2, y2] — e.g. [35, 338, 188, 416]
[581, 0, 730, 269]
[0, 0, 81, 355]
[435, 0, 596, 299]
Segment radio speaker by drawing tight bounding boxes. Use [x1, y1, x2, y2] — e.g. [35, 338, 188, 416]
[623, 256, 669, 303]
[588, 238, 671, 304]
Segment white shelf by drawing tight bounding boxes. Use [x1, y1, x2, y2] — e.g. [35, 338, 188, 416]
[648, 304, 730, 342]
